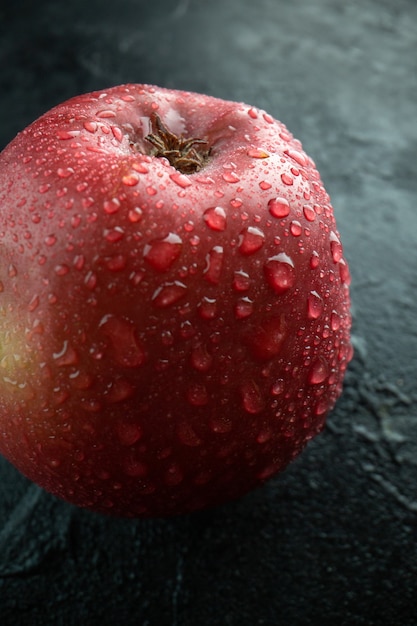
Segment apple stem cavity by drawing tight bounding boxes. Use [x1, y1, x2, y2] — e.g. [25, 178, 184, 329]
[145, 112, 210, 174]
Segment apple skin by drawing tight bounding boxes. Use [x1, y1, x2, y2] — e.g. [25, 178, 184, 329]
[0, 84, 352, 517]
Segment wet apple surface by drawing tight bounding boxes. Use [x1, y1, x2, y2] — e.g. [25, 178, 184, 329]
[0, 84, 352, 517]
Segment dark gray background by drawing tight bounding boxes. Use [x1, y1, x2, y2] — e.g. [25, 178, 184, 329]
[1, 0, 416, 624]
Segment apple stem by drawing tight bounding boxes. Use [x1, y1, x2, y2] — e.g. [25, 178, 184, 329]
[145, 112, 210, 174]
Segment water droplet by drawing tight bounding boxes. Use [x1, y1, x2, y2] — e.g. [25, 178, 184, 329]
[128, 207, 143, 223]
[143, 232, 183, 272]
[241, 380, 264, 414]
[290, 221, 302, 236]
[247, 148, 269, 159]
[111, 125, 123, 142]
[203, 206, 227, 231]
[187, 383, 209, 406]
[308, 357, 330, 384]
[103, 198, 121, 215]
[169, 172, 192, 188]
[99, 314, 146, 367]
[96, 109, 116, 118]
[45, 234, 57, 247]
[238, 226, 265, 255]
[104, 227, 124, 243]
[246, 316, 286, 361]
[198, 297, 217, 320]
[280, 173, 293, 186]
[303, 204, 316, 222]
[331, 311, 340, 330]
[122, 173, 139, 187]
[222, 171, 240, 183]
[152, 281, 187, 308]
[264, 253, 296, 294]
[338, 258, 351, 285]
[248, 107, 258, 119]
[259, 181, 272, 190]
[115, 419, 142, 445]
[53, 340, 79, 366]
[234, 297, 254, 319]
[271, 379, 285, 395]
[55, 263, 70, 276]
[84, 271, 98, 290]
[8, 264, 17, 278]
[190, 344, 213, 372]
[268, 198, 290, 219]
[307, 291, 324, 319]
[203, 245, 224, 284]
[232, 270, 251, 292]
[106, 254, 127, 271]
[27, 294, 40, 312]
[330, 231, 343, 262]
[284, 148, 307, 167]
[84, 121, 97, 133]
[310, 251, 320, 269]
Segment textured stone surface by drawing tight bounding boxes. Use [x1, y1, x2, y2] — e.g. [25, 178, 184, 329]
[0, 0, 416, 624]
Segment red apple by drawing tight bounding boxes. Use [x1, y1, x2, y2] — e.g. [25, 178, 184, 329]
[0, 84, 352, 516]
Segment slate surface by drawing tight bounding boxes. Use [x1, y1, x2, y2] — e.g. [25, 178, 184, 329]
[0, 0, 416, 624]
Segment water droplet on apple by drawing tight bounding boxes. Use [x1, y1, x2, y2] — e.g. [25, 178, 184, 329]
[307, 291, 324, 319]
[281, 173, 293, 186]
[308, 357, 330, 384]
[247, 316, 286, 361]
[303, 204, 316, 222]
[247, 148, 269, 159]
[104, 227, 124, 243]
[203, 206, 227, 231]
[330, 231, 343, 262]
[339, 258, 351, 285]
[128, 207, 143, 223]
[310, 251, 320, 269]
[234, 297, 254, 319]
[198, 297, 217, 320]
[290, 221, 302, 236]
[143, 233, 183, 272]
[238, 226, 265, 255]
[264, 253, 296, 294]
[53, 340, 79, 366]
[27, 294, 40, 312]
[84, 121, 98, 133]
[331, 311, 340, 331]
[99, 314, 146, 367]
[57, 167, 74, 179]
[115, 419, 142, 445]
[190, 344, 213, 372]
[241, 380, 264, 414]
[232, 270, 251, 292]
[271, 379, 285, 395]
[284, 148, 307, 167]
[169, 172, 192, 188]
[203, 245, 224, 284]
[152, 281, 187, 308]
[106, 254, 127, 272]
[106, 378, 135, 404]
[103, 198, 121, 214]
[222, 171, 240, 183]
[122, 173, 139, 187]
[45, 234, 57, 247]
[187, 382, 209, 406]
